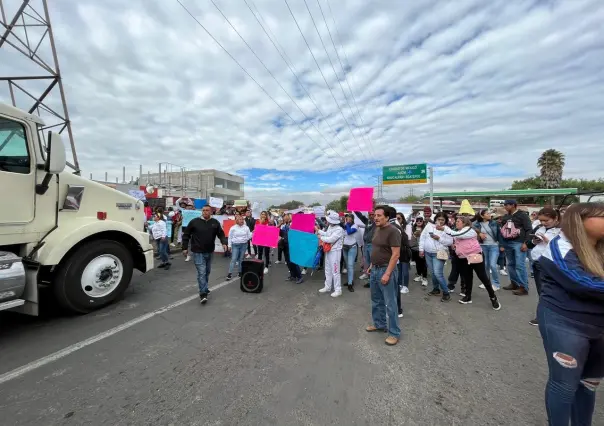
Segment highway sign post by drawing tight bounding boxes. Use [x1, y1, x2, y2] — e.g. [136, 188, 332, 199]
[383, 163, 434, 210]
[382, 164, 428, 185]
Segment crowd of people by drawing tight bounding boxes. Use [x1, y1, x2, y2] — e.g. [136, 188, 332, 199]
[147, 198, 604, 425]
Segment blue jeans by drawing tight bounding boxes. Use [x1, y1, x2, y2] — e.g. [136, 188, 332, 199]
[193, 252, 213, 295]
[158, 238, 169, 263]
[503, 241, 528, 290]
[229, 243, 247, 274]
[481, 245, 500, 287]
[424, 252, 449, 294]
[343, 244, 357, 285]
[397, 262, 409, 287]
[537, 304, 604, 426]
[370, 266, 401, 338]
[364, 243, 372, 271]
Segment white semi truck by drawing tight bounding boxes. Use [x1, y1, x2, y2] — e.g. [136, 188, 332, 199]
[0, 103, 154, 315]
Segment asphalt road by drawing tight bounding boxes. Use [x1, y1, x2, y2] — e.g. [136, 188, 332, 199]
[1, 252, 603, 426]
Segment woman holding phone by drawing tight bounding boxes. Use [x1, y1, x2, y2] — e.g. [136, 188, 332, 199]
[528, 207, 560, 326]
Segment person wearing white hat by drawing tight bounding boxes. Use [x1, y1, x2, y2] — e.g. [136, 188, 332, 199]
[316, 211, 346, 297]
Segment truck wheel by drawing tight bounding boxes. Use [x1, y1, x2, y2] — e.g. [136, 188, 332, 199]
[53, 240, 134, 314]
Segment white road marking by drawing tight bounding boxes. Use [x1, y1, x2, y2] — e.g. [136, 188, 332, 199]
[0, 278, 238, 386]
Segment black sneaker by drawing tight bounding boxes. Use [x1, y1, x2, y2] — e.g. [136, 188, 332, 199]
[226, 273, 232, 280]
[363, 283, 370, 288]
[348, 284, 355, 292]
[200, 293, 208, 304]
[164, 263, 171, 270]
[447, 284, 456, 293]
[491, 297, 501, 311]
[459, 296, 472, 305]
[157, 263, 166, 269]
[529, 318, 538, 326]
[441, 293, 451, 302]
[428, 289, 441, 296]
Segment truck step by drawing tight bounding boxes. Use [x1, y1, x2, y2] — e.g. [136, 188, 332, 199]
[0, 299, 25, 312]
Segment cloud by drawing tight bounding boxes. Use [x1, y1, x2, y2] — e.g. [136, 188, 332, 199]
[1, 0, 602, 204]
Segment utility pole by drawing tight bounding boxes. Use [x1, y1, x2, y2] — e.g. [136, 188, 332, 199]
[429, 167, 434, 212]
[0, 0, 79, 171]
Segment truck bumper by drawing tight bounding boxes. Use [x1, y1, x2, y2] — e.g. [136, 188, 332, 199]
[143, 249, 154, 272]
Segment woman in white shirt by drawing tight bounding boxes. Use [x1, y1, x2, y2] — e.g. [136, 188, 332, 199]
[419, 212, 454, 302]
[528, 207, 560, 326]
[227, 214, 252, 280]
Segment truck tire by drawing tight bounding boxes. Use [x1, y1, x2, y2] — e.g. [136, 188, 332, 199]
[53, 240, 134, 314]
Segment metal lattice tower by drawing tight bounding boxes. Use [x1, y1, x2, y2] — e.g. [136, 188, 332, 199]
[0, 0, 78, 171]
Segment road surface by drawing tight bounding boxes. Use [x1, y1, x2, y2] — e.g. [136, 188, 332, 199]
[1, 253, 602, 425]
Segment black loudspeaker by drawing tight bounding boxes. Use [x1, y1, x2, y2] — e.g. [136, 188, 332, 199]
[240, 259, 264, 293]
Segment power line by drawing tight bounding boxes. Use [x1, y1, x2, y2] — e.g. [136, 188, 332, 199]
[300, 0, 373, 161]
[243, 0, 361, 162]
[283, 0, 370, 163]
[318, 0, 378, 160]
[208, 0, 348, 163]
[175, 0, 365, 168]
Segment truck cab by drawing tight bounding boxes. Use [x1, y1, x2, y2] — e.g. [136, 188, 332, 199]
[0, 103, 154, 315]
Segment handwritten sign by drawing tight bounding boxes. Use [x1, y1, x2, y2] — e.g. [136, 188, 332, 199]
[347, 187, 374, 211]
[209, 197, 223, 208]
[291, 213, 316, 234]
[251, 224, 279, 248]
[181, 210, 200, 227]
[312, 206, 325, 218]
[289, 230, 319, 268]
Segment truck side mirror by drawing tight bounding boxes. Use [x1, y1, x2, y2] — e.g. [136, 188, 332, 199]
[36, 131, 67, 195]
[45, 131, 66, 174]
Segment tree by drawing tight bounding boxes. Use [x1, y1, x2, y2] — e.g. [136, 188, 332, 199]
[399, 195, 421, 203]
[308, 202, 321, 207]
[538, 149, 565, 205]
[326, 195, 348, 212]
[270, 200, 304, 210]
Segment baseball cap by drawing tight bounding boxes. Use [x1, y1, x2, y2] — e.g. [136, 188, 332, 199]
[504, 199, 517, 205]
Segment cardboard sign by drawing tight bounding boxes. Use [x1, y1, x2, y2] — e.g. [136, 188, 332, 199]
[251, 224, 279, 248]
[312, 206, 325, 218]
[347, 187, 374, 211]
[222, 219, 236, 237]
[291, 213, 316, 234]
[288, 230, 319, 268]
[181, 210, 200, 227]
[209, 197, 223, 208]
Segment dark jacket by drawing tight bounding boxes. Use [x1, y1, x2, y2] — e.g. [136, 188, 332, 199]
[400, 230, 411, 263]
[245, 216, 256, 232]
[500, 210, 532, 244]
[539, 234, 604, 326]
[472, 219, 501, 244]
[182, 217, 227, 254]
[354, 211, 375, 244]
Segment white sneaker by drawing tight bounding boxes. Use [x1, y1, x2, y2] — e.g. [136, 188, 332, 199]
[342, 269, 347, 274]
[413, 276, 422, 282]
[185, 255, 191, 262]
[319, 287, 330, 293]
[170, 243, 175, 247]
[263, 267, 269, 274]
[398, 313, 404, 318]
[479, 284, 485, 289]
[421, 279, 428, 287]
[331, 291, 342, 298]
[359, 273, 369, 280]
[410, 261, 416, 266]
[493, 286, 501, 291]
[400, 286, 409, 294]
[302, 269, 307, 275]
[500, 269, 508, 276]
[275, 260, 281, 264]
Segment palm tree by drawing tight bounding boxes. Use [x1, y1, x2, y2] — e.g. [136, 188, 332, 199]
[538, 149, 565, 205]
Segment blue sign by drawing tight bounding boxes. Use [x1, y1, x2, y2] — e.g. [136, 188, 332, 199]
[288, 229, 319, 268]
[181, 210, 200, 227]
[194, 199, 207, 209]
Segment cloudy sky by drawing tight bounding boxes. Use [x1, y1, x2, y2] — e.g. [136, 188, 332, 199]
[2, 0, 603, 204]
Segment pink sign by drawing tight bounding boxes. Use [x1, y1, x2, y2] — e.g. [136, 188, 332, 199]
[347, 187, 374, 211]
[252, 224, 280, 248]
[291, 213, 316, 234]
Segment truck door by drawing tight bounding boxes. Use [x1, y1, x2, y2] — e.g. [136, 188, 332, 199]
[0, 116, 35, 224]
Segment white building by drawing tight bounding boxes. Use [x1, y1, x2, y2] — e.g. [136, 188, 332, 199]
[139, 169, 244, 201]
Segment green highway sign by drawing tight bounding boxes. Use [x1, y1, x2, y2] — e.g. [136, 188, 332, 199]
[383, 163, 428, 185]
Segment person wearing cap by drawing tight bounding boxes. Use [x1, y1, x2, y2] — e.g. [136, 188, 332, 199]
[500, 199, 533, 295]
[316, 211, 346, 297]
[342, 213, 359, 292]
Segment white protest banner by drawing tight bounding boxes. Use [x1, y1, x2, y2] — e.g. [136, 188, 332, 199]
[312, 205, 325, 218]
[128, 189, 146, 200]
[209, 196, 224, 208]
